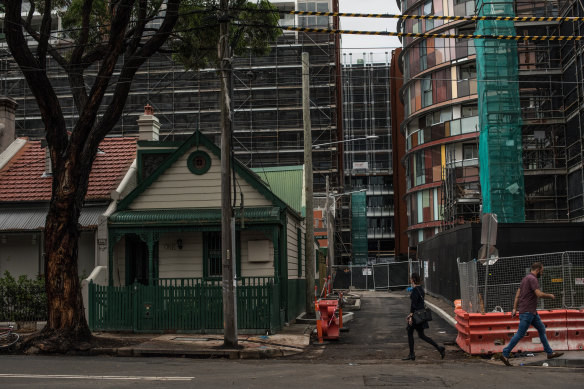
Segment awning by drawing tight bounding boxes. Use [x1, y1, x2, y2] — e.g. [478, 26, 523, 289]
[109, 207, 282, 226]
[0, 204, 108, 231]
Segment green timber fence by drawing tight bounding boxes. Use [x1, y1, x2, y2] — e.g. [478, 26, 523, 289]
[88, 277, 280, 333]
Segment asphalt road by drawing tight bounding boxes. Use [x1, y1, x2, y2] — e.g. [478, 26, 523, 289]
[289, 291, 464, 362]
[1, 293, 582, 388]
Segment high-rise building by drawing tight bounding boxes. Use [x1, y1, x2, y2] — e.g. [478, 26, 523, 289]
[394, 0, 584, 247]
[340, 56, 394, 264]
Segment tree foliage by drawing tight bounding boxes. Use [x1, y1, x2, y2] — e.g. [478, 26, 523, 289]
[1, 0, 280, 349]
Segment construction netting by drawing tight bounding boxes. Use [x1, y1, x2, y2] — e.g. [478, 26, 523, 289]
[351, 192, 368, 265]
[475, 0, 525, 222]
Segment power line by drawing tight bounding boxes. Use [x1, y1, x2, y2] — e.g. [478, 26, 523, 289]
[269, 25, 584, 41]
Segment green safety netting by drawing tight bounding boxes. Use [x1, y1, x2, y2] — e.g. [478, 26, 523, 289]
[475, 0, 525, 222]
[351, 192, 368, 265]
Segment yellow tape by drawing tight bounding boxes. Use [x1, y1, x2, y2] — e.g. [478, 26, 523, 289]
[286, 10, 584, 23]
[279, 25, 584, 41]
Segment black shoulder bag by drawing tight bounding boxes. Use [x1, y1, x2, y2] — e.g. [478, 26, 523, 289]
[412, 287, 433, 325]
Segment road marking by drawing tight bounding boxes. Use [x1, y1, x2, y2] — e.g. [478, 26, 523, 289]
[0, 374, 194, 381]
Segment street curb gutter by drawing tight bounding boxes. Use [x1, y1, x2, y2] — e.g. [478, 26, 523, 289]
[425, 301, 457, 327]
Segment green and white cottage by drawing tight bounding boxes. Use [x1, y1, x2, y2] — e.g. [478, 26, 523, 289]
[89, 126, 309, 333]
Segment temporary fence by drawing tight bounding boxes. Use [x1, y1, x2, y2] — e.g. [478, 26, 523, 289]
[332, 261, 420, 291]
[457, 251, 584, 313]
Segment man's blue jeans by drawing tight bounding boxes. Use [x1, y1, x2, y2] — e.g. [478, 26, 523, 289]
[502, 312, 553, 357]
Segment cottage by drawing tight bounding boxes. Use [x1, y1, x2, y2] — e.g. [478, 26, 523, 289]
[0, 132, 136, 279]
[88, 129, 309, 333]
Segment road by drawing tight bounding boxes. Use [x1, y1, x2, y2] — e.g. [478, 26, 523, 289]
[0, 293, 581, 388]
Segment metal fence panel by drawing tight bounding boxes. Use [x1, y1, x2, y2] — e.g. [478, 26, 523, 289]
[332, 262, 414, 291]
[458, 251, 584, 313]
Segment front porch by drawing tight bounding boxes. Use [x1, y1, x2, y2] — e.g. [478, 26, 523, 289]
[88, 277, 280, 334]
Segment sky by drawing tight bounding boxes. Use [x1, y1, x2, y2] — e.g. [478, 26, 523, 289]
[338, 0, 402, 64]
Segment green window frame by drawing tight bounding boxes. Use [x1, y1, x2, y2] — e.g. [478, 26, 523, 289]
[203, 231, 241, 279]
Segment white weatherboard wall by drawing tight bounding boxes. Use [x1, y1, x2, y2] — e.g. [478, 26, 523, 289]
[129, 145, 271, 210]
[286, 215, 305, 280]
[158, 231, 203, 279]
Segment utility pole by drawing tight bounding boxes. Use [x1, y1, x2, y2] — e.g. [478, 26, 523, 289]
[325, 176, 334, 281]
[219, 0, 237, 347]
[303, 52, 315, 315]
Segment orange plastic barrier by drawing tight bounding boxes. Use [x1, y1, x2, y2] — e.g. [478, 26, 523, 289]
[317, 299, 340, 340]
[455, 309, 570, 355]
[566, 309, 584, 351]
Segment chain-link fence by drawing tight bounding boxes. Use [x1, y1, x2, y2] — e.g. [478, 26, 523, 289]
[332, 261, 421, 291]
[458, 251, 584, 313]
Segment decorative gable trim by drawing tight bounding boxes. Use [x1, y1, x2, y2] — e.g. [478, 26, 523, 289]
[117, 131, 297, 216]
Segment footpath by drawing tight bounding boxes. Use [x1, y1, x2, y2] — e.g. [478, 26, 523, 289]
[9, 290, 584, 365]
[423, 292, 584, 368]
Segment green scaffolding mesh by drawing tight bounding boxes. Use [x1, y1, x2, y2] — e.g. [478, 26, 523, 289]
[475, 0, 525, 222]
[351, 192, 368, 265]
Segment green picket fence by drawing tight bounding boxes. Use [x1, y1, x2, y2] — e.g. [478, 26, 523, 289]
[88, 277, 279, 333]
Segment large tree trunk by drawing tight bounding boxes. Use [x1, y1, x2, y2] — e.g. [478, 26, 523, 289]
[40, 160, 92, 351]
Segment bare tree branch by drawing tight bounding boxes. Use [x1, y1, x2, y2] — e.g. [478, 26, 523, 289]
[4, 1, 68, 158]
[37, 0, 53, 69]
[92, 0, 180, 148]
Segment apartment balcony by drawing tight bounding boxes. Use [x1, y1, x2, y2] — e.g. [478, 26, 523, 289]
[367, 227, 395, 239]
[367, 206, 394, 217]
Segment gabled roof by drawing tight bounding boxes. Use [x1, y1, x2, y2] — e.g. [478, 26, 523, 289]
[116, 131, 301, 219]
[0, 137, 137, 202]
[252, 165, 305, 216]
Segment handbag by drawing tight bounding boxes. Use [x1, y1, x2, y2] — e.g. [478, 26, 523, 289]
[412, 308, 433, 325]
[412, 287, 433, 325]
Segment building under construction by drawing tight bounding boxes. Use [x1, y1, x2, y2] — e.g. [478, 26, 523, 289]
[0, 0, 342, 194]
[395, 0, 584, 248]
[340, 57, 394, 264]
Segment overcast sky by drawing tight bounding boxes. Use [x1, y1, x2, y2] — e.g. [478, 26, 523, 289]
[338, 0, 402, 63]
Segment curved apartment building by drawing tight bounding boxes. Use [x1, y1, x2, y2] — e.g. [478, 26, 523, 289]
[396, 0, 575, 247]
[397, 0, 481, 246]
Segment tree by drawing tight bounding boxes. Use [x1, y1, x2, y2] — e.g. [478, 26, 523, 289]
[2, 0, 279, 352]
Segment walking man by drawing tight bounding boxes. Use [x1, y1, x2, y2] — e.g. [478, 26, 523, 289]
[500, 262, 564, 366]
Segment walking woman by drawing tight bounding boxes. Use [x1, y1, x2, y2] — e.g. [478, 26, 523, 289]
[402, 272, 445, 361]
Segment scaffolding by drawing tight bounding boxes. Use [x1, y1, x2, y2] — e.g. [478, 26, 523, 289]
[0, 5, 340, 193]
[441, 151, 481, 229]
[476, 0, 525, 222]
[340, 56, 394, 264]
[351, 191, 367, 265]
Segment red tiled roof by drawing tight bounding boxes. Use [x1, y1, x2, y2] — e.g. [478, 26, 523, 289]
[0, 137, 137, 202]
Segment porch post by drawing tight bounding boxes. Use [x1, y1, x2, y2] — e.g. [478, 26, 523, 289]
[147, 231, 154, 286]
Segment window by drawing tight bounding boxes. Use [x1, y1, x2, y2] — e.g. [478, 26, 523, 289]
[462, 104, 479, 118]
[298, 1, 329, 27]
[204, 232, 222, 278]
[463, 144, 478, 160]
[419, 41, 428, 71]
[422, 76, 432, 108]
[423, 0, 434, 31]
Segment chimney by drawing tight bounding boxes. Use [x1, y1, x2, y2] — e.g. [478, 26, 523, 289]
[40, 139, 52, 177]
[136, 104, 160, 141]
[0, 96, 18, 154]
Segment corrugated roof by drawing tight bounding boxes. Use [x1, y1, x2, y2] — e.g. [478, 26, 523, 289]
[251, 165, 304, 216]
[109, 207, 281, 226]
[0, 137, 137, 202]
[0, 205, 108, 230]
